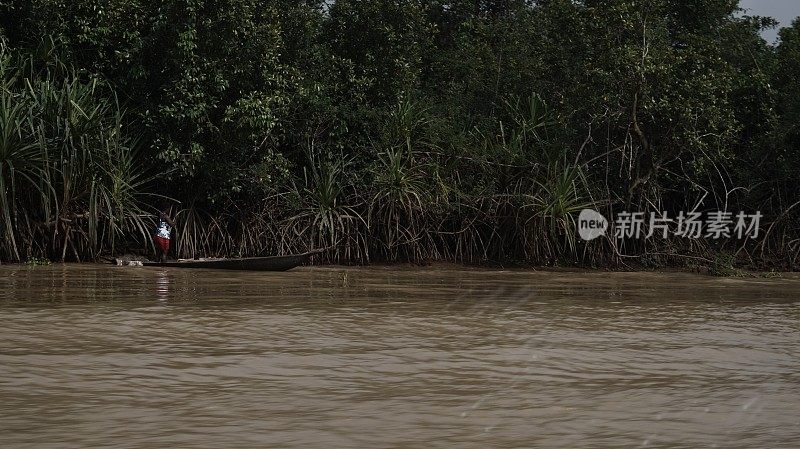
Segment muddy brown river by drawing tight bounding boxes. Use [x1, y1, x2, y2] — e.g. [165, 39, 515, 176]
[0, 265, 798, 448]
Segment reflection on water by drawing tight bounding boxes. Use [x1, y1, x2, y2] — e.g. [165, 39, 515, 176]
[155, 270, 170, 301]
[0, 264, 799, 448]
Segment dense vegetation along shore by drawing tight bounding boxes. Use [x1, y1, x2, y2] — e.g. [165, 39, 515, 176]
[0, 1, 798, 270]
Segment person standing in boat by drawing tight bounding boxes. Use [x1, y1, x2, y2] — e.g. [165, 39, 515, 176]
[154, 204, 176, 263]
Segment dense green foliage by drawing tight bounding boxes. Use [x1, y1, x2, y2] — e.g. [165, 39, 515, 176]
[0, 0, 797, 268]
[0, 37, 151, 261]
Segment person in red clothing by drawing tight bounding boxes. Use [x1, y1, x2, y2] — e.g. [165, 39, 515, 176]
[153, 205, 176, 263]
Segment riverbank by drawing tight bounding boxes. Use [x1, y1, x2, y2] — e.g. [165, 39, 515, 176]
[8, 256, 794, 279]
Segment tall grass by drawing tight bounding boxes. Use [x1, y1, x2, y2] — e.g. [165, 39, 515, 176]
[0, 37, 155, 261]
[0, 74, 42, 259]
[283, 146, 367, 262]
[368, 138, 431, 261]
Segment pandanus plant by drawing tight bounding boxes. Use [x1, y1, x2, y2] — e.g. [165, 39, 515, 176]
[283, 145, 367, 262]
[0, 37, 157, 261]
[0, 77, 45, 260]
[367, 98, 439, 263]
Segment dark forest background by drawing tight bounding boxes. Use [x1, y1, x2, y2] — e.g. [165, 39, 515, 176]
[0, 0, 798, 269]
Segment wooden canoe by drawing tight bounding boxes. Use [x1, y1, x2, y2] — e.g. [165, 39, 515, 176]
[142, 250, 322, 271]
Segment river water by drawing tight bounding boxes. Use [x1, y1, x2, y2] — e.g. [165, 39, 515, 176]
[0, 265, 798, 448]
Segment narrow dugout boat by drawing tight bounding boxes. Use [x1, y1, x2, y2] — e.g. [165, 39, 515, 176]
[142, 249, 322, 271]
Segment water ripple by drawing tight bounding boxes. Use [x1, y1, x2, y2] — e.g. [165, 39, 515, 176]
[0, 265, 798, 448]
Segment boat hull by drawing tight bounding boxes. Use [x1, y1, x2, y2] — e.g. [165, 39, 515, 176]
[142, 252, 315, 271]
